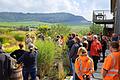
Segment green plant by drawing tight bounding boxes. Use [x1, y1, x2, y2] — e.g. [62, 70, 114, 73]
[90, 24, 103, 34]
[14, 34, 25, 41]
[0, 35, 14, 44]
[47, 24, 71, 38]
[35, 40, 56, 78]
[4, 45, 19, 53]
[37, 25, 49, 35]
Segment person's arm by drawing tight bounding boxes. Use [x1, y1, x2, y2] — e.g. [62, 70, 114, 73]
[69, 45, 75, 58]
[10, 51, 16, 59]
[102, 68, 108, 78]
[17, 54, 24, 64]
[101, 55, 112, 78]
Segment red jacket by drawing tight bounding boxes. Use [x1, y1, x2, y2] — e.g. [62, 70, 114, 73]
[90, 39, 102, 56]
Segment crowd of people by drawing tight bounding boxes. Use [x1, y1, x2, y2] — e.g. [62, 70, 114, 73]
[65, 32, 120, 80]
[0, 32, 120, 80]
[0, 33, 38, 80]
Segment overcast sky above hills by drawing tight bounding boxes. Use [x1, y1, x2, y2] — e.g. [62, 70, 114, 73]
[0, 0, 110, 21]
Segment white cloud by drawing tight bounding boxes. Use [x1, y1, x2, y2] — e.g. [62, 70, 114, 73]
[0, 0, 110, 21]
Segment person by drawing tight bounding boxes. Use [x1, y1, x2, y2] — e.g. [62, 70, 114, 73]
[38, 33, 45, 41]
[17, 43, 38, 80]
[75, 47, 94, 80]
[90, 35, 102, 71]
[10, 43, 26, 61]
[0, 44, 10, 80]
[82, 36, 88, 49]
[66, 33, 75, 75]
[100, 36, 107, 62]
[25, 33, 33, 49]
[58, 35, 64, 47]
[69, 36, 82, 80]
[101, 41, 120, 80]
[112, 33, 119, 41]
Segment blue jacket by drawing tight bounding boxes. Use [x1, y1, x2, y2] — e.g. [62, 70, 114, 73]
[17, 50, 38, 68]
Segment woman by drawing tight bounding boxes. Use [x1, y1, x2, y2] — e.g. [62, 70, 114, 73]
[75, 47, 94, 80]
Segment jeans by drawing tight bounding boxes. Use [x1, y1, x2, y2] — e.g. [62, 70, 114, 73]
[23, 67, 37, 80]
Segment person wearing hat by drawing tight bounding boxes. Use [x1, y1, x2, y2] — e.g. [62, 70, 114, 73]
[75, 47, 94, 80]
[17, 43, 38, 80]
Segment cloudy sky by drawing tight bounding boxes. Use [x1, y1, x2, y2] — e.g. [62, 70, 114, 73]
[0, 0, 110, 20]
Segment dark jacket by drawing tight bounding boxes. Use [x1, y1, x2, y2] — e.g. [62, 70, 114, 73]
[10, 49, 27, 61]
[69, 42, 82, 63]
[0, 50, 10, 80]
[17, 50, 38, 68]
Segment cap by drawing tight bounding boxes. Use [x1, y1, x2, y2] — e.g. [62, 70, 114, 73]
[93, 35, 98, 39]
[83, 36, 87, 40]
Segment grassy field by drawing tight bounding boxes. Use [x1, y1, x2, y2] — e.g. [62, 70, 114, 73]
[0, 21, 49, 27]
[0, 22, 90, 33]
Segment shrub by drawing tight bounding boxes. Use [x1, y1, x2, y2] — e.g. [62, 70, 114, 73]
[4, 45, 19, 53]
[90, 24, 103, 34]
[35, 40, 56, 78]
[47, 24, 71, 38]
[14, 34, 25, 41]
[0, 35, 15, 44]
[0, 28, 13, 34]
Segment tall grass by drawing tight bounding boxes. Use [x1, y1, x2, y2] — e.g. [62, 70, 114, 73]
[35, 40, 56, 78]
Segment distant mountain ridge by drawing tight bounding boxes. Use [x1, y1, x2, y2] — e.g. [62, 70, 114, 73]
[0, 12, 90, 24]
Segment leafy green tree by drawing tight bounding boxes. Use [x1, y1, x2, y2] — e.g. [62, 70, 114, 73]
[90, 24, 103, 34]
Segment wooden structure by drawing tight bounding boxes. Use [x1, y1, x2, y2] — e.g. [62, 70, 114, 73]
[111, 0, 120, 34]
[93, 10, 114, 35]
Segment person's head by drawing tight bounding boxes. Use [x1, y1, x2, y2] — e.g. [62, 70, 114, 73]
[83, 41, 88, 49]
[19, 43, 24, 49]
[74, 36, 80, 43]
[83, 36, 87, 41]
[26, 33, 30, 38]
[71, 32, 76, 38]
[77, 47, 88, 56]
[93, 35, 98, 40]
[109, 41, 119, 52]
[28, 43, 35, 52]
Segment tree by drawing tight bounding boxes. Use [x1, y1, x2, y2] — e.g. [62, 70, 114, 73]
[90, 24, 103, 34]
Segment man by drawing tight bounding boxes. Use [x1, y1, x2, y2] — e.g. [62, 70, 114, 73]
[10, 43, 26, 61]
[75, 47, 94, 80]
[17, 43, 38, 80]
[69, 36, 82, 80]
[90, 35, 102, 71]
[101, 41, 120, 80]
[100, 36, 107, 62]
[0, 44, 10, 80]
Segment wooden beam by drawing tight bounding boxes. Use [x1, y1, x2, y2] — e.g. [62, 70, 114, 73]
[111, 0, 116, 12]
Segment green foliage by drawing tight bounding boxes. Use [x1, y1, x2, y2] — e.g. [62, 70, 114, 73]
[48, 24, 71, 38]
[0, 28, 13, 34]
[90, 24, 103, 34]
[14, 34, 25, 41]
[0, 35, 15, 44]
[37, 25, 49, 35]
[35, 40, 56, 78]
[4, 45, 19, 53]
[78, 27, 90, 36]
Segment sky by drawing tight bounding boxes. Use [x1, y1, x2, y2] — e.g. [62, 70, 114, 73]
[0, 0, 110, 21]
